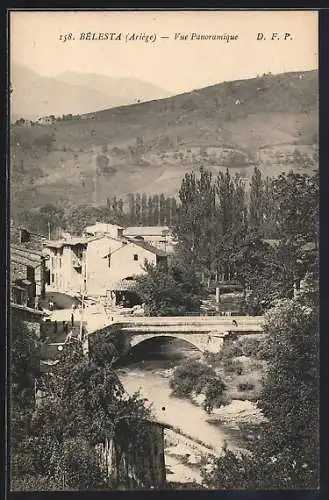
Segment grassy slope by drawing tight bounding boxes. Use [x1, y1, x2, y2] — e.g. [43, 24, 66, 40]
[11, 70, 318, 215]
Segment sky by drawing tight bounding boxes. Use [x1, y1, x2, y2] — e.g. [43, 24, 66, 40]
[10, 10, 318, 94]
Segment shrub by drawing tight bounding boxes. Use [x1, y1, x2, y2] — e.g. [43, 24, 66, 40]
[223, 358, 244, 375]
[238, 381, 255, 392]
[169, 360, 227, 413]
[219, 340, 243, 360]
[239, 337, 262, 358]
[169, 360, 215, 398]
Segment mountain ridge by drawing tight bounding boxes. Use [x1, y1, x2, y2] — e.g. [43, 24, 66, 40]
[10, 62, 171, 119]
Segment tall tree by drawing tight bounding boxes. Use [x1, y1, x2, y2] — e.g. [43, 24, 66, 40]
[141, 193, 148, 225]
[135, 193, 141, 224]
[152, 195, 160, 226]
[164, 197, 172, 226]
[272, 171, 319, 244]
[215, 169, 235, 280]
[147, 196, 154, 226]
[159, 193, 166, 225]
[262, 176, 277, 238]
[127, 193, 136, 225]
[249, 167, 264, 233]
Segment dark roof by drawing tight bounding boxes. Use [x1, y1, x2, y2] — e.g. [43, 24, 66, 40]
[11, 244, 44, 258]
[11, 245, 45, 268]
[11, 255, 42, 268]
[11, 302, 46, 316]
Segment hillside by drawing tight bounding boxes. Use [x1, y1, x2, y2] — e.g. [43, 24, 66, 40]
[10, 70, 318, 216]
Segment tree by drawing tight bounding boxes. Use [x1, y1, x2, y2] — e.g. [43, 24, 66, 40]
[249, 167, 264, 233]
[175, 167, 217, 279]
[152, 195, 160, 225]
[147, 196, 154, 226]
[164, 197, 172, 225]
[10, 315, 41, 448]
[135, 193, 141, 224]
[127, 193, 136, 225]
[26, 342, 152, 489]
[141, 193, 148, 225]
[159, 193, 166, 225]
[262, 176, 277, 238]
[201, 271, 319, 489]
[272, 171, 319, 244]
[135, 260, 204, 316]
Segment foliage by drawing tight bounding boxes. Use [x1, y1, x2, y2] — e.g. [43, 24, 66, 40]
[135, 260, 204, 316]
[11, 339, 153, 490]
[173, 166, 318, 313]
[272, 170, 319, 244]
[237, 380, 255, 392]
[11, 435, 106, 491]
[257, 295, 319, 468]
[10, 315, 41, 447]
[89, 331, 127, 367]
[201, 273, 319, 489]
[169, 360, 227, 413]
[223, 358, 244, 375]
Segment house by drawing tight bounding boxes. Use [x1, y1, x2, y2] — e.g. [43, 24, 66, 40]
[11, 245, 47, 308]
[95, 418, 168, 489]
[123, 226, 175, 253]
[11, 303, 46, 338]
[36, 116, 55, 125]
[43, 226, 168, 298]
[83, 221, 124, 238]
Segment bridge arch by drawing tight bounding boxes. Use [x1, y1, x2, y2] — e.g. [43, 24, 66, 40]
[129, 333, 224, 354]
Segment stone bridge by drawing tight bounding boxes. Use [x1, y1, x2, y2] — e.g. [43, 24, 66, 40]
[86, 316, 264, 355]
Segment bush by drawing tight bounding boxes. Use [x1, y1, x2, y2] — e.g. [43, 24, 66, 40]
[169, 360, 228, 413]
[239, 337, 261, 357]
[169, 360, 215, 398]
[238, 381, 255, 392]
[223, 358, 244, 375]
[219, 340, 244, 361]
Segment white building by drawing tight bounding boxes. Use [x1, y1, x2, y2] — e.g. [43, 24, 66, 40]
[43, 224, 167, 299]
[83, 222, 124, 239]
[123, 226, 175, 253]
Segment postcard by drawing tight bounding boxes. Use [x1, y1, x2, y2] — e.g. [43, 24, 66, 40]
[9, 9, 319, 491]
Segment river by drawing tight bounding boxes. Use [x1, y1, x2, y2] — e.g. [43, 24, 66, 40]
[115, 337, 245, 485]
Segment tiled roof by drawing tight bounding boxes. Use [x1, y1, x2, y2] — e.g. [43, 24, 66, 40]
[11, 244, 44, 258]
[11, 245, 44, 268]
[11, 302, 46, 316]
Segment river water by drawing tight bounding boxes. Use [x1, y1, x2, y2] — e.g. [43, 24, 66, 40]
[116, 337, 242, 455]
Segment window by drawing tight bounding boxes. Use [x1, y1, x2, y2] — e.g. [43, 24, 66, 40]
[51, 273, 55, 284]
[133, 254, 138, 261]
